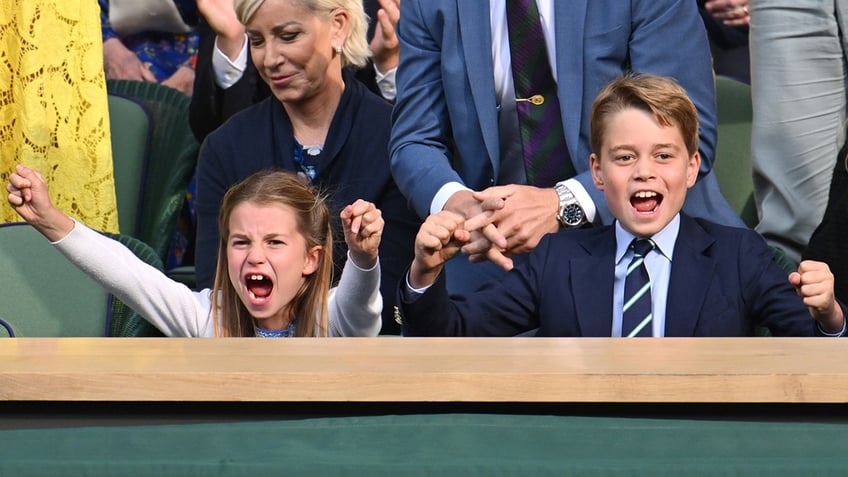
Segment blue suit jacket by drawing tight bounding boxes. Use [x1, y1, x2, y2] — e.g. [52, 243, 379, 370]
[391, 0, 742, 227]
[400, 214, 838, 337]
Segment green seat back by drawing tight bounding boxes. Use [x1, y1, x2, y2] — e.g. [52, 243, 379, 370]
[714, 75, 758, 227]
[108, 93, 151, 236]
[106, 80, 199, 265]
[103, 233, 166, 337]
[0, 223, 110, 337]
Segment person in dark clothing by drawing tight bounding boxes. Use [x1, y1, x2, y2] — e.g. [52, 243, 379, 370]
[805, 142, 848, 304]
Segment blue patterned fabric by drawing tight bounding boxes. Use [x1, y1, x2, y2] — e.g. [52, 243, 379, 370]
[99, 0, 200, 81]
[254, 321, 297, 338]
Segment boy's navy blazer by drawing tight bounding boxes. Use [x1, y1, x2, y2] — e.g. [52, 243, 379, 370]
[400, 214, 841, 337]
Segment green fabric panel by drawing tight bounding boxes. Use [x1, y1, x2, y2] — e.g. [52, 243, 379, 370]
[108, 94, 151, 237]
[0, 223, 109, 336]
[714, 75, 757, 228]
[1, 414, 847, 476]
[103, 233, 165, 337]
[105, 80, 199, 265]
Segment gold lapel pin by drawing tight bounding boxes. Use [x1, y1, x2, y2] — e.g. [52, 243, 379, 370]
[516, 95, 545, 105]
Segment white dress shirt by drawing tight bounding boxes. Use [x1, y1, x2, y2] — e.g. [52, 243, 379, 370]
[430, 0, 596, 223]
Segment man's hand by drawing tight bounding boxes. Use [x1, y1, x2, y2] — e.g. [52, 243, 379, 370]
[471, 184, 560, 255]
[341, 199, 384, 269]
[789, 260, 845, 334]
[443, 189, 512, 270]
[370, 0, 400, 73]
[103, 38, 156, 82]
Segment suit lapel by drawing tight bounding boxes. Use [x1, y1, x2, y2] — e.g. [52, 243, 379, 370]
[458, 0, 500, 163]
[571, 229, 617, 336]
[554, 0, 587, 171]
[665, 215, 718, 336]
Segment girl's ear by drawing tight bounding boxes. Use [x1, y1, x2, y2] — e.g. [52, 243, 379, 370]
[302, 245, 322, 276]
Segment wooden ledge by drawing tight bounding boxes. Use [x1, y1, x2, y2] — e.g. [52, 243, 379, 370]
[1, 337, 846, 402]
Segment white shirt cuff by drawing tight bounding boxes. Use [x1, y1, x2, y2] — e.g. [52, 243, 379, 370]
[346, 251, 379, 272]
[212, 34, 249, 89]
[373, 64, 397, 101]
[431, 182, 472, 215]
[49, 219, 79, 245]
[818, 318, 847, 337]
[401, 271, 432, 304]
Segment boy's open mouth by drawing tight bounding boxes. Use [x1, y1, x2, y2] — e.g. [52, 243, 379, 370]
[631, 191, 662, 213]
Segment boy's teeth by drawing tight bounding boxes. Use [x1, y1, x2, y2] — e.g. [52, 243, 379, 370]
[635, 191, 657, 198]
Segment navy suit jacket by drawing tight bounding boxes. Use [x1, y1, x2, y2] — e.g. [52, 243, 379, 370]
[390, 0, 743, 227]
[400, 214, 839, 337]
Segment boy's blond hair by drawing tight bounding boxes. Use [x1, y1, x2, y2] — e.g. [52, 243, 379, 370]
[590, 74, 699, 157]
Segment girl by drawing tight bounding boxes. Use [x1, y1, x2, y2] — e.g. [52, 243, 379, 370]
[7, 165, 382, 337]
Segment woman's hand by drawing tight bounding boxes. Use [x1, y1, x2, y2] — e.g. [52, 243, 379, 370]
[102, 38, 157, 82]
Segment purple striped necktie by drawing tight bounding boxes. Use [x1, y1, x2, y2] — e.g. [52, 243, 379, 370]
[505, 0, 575, 187]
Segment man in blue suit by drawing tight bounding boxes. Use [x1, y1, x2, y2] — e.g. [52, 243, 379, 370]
[397, 74, 845, 337]
[390, 0, 744, 292]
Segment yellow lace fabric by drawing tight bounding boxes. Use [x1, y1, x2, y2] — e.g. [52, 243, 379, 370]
[1, 0, 118, 232]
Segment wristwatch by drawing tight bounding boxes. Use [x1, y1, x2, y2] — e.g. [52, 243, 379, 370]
[554, 183, 586, 228]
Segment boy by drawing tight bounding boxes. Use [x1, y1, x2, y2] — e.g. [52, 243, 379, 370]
[397, 74, 845, 337]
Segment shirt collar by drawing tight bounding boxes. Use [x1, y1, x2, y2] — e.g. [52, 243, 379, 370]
[614, 214, 681, 265]
[254, 320, 297, 338]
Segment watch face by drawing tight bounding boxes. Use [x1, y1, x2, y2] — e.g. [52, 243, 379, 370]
[561, 203, 585, 226]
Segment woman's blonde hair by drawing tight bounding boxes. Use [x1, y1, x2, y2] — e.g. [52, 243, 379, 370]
[211, 170, 333, 337]
[233, 0, 370, 68]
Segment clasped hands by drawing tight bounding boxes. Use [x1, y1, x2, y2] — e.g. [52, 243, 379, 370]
[410, 185, 559, 288]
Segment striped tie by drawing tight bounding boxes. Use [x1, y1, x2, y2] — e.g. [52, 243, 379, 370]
[622, 238, 655, 338]
[505, 0, 575, 187]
